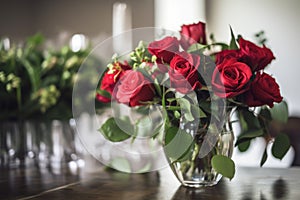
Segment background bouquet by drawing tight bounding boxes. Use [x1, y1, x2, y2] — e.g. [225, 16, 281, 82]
[0, 34, 91, 121]
[96, 21, 290, 184]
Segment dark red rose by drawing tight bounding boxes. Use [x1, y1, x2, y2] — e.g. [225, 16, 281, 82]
[115, 70, 156, 107]
[212, 59, 252, 98]
[96, 62, 131, 103]
[243, 72, 283, 107]
[169, 52, 202, 94]
[239, 38, 275, 71]
[180, 21, 207, 50]
[215, 49, 240, 65]
[260, 45, 276, 69]
[148, 36, 179, 63]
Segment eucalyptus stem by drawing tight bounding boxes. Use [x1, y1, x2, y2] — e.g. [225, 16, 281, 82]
[162, 86, 170, 128]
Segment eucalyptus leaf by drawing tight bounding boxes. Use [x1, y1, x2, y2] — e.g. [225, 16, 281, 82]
[239, 129, 264, 139]
[238, 140, 251, 152]
[136, 162, 152, 173]
[259, 107, 272, 121]
[99, 117, 132, 142]
[270, 101, 289, 123]
[187, 43, 207, 53]
[271, 133, 290, 160]
[235, 129, 264, 146]
[191, 104, 207, 118]
[135, 116, 155, 138]
[211, 155, 235, 180]
[164, 127, 194, 162]
[110, 157, 131, 173]
[178, 98, 194, 122]
[174, 110, 181, 119]
[239, 108, 261, 130]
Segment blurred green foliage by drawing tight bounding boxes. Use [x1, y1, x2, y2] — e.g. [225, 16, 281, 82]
[0, 34, 96, 120]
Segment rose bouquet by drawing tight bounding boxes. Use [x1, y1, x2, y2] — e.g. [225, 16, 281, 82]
[96, 21, 290, 186]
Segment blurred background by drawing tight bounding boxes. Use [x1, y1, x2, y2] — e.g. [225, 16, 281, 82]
[1, 0, 299, 114]
[1, 0, 300, 169]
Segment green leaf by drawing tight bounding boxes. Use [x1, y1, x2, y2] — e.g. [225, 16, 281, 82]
[135, 116, 156, 138]
[110, 157, 131, 173]
[26, 33, 44, 47]
[239, 129, 264, 140]
[174, 110, 181, 119]
[96, 89, 111, 99]
[136, 162, 152, 173]
[238, 110, 247, 131]
[164, 127, 194, 162]
[271, 133, 290, 160]
[191, 104, 207, 119]
[213, 42, 230, 50]
[259, 107, 272, 121]
[239, 108, 261, 130]
[178, 98, 194, 122]
[270, 101, 289, 123]
[238, 140, 251, 152]
[187, 43, 207, 53]
[199, 100, 219, 120]
[235, 129, 264, 146]
[22, 59, 40, 93]
[260, 148, 268, 167]
[211, 155, 235, 180]
[99, 117, 132, 142]
[229, 26, 239, 50]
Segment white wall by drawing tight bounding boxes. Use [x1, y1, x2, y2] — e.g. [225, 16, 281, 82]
[206, 0, 300, 116]
[205, 0, 300, 167]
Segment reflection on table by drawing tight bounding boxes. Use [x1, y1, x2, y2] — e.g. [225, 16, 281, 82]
[1, 158, 300, 200]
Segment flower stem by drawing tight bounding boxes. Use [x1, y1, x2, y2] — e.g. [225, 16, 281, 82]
[162, 86, 170, 129]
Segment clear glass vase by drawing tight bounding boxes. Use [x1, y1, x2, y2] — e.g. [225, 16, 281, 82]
[165, 114, 234, 188]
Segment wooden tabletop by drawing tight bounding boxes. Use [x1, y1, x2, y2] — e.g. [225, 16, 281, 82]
[1, 161, 300, 200]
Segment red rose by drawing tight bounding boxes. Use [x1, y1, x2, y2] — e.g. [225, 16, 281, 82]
[243, 72, 283, 107]
[180, 21, 207, 50]
[96, 62, 131, 103]
[215, 49, 240, 65]
[212, 59, 252, 98]
[239, 38, 275, 71]
[259, 45, 276, 69]
[115, 70, 156, 107]
[169, 52, 202, 94]
[148, 36, 179, 63]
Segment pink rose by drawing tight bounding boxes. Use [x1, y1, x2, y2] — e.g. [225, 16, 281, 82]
[115, 70, 156, 107]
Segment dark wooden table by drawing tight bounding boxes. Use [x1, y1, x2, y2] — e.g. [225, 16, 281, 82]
[1, 161, 300, 200]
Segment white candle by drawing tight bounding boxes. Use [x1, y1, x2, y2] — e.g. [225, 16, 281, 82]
[154, 0, 206, 31]
[112, 2, 132, 54]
